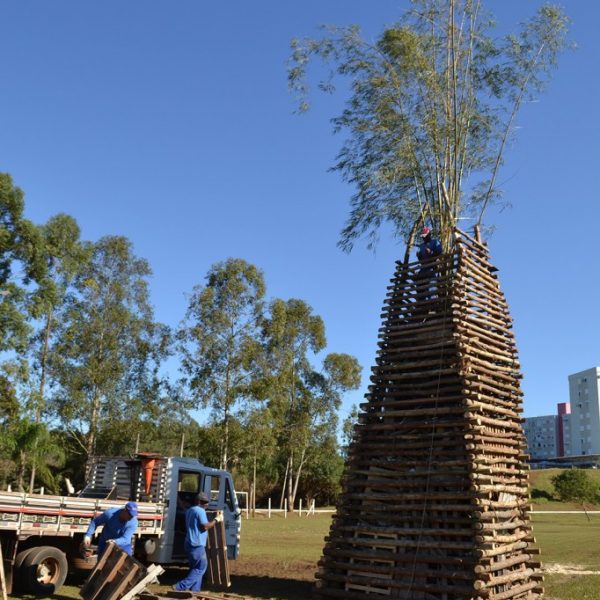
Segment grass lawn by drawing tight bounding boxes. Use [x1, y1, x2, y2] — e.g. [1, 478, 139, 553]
[8, 511, 600, 599]
[529, 468, 600, 511]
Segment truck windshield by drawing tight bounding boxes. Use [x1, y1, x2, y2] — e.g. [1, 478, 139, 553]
[177, 471, 203, 511]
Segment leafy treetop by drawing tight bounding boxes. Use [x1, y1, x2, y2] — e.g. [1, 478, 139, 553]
[289, 0, 570, 252]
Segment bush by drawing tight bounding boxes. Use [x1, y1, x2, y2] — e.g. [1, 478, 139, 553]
[551, 469, 597, 503]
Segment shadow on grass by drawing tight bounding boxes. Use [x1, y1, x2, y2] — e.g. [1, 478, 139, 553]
[531, 489, 554, 501]
[227, 575, 313, 600]
[149, 567, 315, 600]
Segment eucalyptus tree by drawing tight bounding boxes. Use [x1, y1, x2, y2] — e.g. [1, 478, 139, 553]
[0, 365, 20, 485]
[289, 1, 569, 250]
[26, 214, 89, 490]
[239, 405, 278, 512]
[341, 403, 359, 458]
[0, 173, 46, 353]
[49, 236, 171, 458]
[178, 258, 266, 470]
[0, 173, 48, 482]
[262, 298, 361, 510]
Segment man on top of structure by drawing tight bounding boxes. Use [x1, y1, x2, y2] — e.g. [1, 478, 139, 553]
[83, 501, 139, 557]
[415, 226, 443, 306]
[417, 226, 442, 266]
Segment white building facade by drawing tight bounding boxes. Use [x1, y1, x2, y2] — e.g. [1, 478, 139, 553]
[567, 366, 600, 456]
[523, 367, 600, 460]
[523, 415, 558, 459]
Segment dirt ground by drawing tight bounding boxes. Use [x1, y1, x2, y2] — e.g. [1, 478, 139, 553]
[146, 558, 316, 600]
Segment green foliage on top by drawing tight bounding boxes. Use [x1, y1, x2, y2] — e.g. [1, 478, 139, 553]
[289, 1, 571, 250]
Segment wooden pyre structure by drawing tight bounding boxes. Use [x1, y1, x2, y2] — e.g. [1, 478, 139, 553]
[315, 230, 542, 600]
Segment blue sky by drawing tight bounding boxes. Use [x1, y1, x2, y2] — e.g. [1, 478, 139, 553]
[1, 1, 598, 424]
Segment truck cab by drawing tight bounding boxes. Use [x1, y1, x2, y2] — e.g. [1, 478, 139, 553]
[145, 457, 241, 562]
[82, 453, 241, 561]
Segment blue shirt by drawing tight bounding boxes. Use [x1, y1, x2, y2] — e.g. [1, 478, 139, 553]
[85, 507, 138, 551]
[185, 505, 209, 548]
[417, 238, 442, 262]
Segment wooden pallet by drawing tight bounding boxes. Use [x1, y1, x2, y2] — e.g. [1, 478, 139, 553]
[315, 229, 543, 600]
[205, 516, 230, 588]
[80, 542, 163, 600]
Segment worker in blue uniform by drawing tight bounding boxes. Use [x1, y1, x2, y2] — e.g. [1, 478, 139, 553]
[174, 492, 223, 592]
[416, 226, 443, 304]
[83, 501, 139, 557]
[417, 226, 442, 270]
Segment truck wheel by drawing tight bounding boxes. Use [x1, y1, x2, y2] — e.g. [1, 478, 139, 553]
[22, 546, 68, 596]
[12, 548, 36, 592]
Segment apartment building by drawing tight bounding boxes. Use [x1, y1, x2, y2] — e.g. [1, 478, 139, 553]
[523, 415, 558, 459]
[566, 366, 600, 455]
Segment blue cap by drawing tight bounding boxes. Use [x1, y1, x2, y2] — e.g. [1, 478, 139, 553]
[125, 501, 139, 517]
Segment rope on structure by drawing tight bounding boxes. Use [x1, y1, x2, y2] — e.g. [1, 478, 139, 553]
[404, 243, 453, 599]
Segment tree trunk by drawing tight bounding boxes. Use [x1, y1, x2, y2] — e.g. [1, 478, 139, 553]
[279, 457, 290, 510]
[222, 406, 229, 470]
[291, 446, 308, 507]
[286, 453, 294, 512]
[29, 309, 53, 493]
[17, 451, 27, 492]
[87, 391, 101, 457]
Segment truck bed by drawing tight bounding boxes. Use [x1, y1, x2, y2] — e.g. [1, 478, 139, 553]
[0, 491, 165, 538]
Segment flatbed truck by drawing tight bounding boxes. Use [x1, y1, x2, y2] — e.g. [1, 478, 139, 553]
[0, 453, 241, 595]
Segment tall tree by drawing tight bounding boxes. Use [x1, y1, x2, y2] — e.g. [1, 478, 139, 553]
[178, 258, 266, 470]
[49, 236, 171, 458]
[262, 299, 361, 510]
[26, 214, 89, 491]
[289, 1, 569, 249]
[239, 405, 278, 513]
[0, 173, 46, 353]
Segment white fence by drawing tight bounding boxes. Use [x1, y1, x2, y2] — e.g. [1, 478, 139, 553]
[235, 494, 335, 518]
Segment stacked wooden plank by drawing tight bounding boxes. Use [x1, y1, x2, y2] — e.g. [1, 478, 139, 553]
[206, 516, 231, 588]
[80, 542, 163, 600]
[315, 230, 542, 600]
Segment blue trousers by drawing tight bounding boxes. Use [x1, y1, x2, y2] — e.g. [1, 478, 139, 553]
[175, 545, 208, 592]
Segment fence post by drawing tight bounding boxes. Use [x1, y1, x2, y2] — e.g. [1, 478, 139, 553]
[299, 499, 302, 516]
[284, 498, 287, 518]
[268, 497, 271, 519]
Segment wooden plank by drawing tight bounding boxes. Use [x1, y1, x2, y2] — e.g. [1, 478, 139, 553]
[80, 542, 150, 600]
[205, 516, 230, 588]
[120, 564, 165, 600]
[95, 563, 140, 600]
[80, 544, 124, 600]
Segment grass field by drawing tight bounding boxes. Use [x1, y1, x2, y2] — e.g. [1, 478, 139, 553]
[529, 468, 600, 511]
[8, 512, 600, 599]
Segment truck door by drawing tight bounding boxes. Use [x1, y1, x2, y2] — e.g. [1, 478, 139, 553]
[171, 470, 203, 560]
[203, 473, 241, 559]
